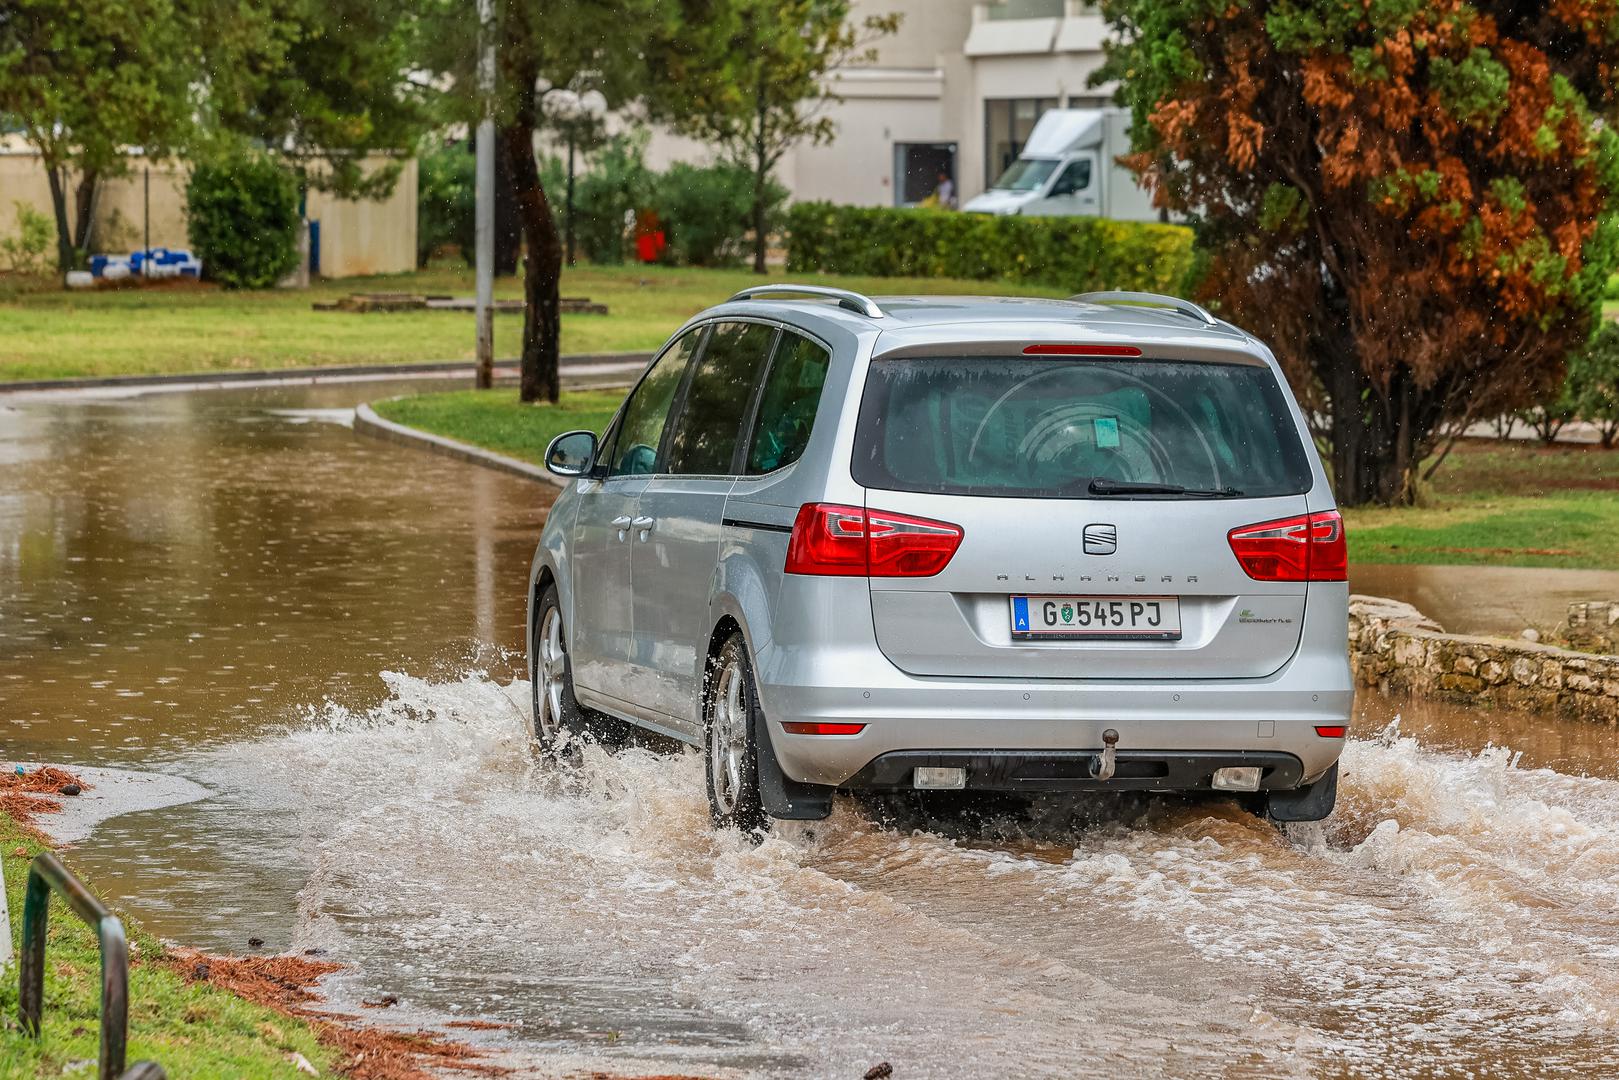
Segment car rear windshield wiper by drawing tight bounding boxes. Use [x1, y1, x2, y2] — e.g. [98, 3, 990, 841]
[1087, 478, 1244, 498]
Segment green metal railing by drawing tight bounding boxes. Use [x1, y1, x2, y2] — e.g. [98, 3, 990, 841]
[18, 852, 165, 1080]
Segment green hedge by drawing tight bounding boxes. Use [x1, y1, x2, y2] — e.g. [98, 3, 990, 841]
[785, 203, 1196, 295]
[187, 151, 300, 289]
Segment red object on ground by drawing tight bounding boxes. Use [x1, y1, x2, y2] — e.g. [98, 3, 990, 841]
[635, 230, 666, 263]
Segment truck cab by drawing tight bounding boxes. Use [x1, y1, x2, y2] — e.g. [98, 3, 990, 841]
[963, 108, 1158, 222]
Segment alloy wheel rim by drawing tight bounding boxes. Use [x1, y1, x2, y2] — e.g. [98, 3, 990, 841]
[709, 659, 746, 816]
[535, 606, 565, 741]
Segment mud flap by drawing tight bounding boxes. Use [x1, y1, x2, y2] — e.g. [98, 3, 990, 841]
[753, 708, 835, 820]
[1264, 762, 1338, 823]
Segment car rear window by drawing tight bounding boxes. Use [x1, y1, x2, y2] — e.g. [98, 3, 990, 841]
[852, 356, 1313, 499]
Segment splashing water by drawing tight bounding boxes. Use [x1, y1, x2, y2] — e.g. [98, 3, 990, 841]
[186, 672, 1619, 1078]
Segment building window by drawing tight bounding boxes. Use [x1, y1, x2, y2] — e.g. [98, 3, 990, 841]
[984, 98, 1057, 188]
[985, 0, 1064, 17]
[894, 143, 957, 207]
[1065, 94, 1111, 109]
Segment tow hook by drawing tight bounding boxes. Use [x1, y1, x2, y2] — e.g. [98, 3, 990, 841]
[1091, 728, 1120, 781]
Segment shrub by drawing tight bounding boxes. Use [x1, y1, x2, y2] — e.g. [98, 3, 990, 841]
[786, 202, 1196, 295]
[0, 201, 53, 274]
[1516, 383, 1578, 445]
[564, 133, 654, 265]
[652, 162, 785, 267]
[1516, 325, 1619, 446]
[1571, 322, 1619, 449]
[186, 151, 300, 289]
[417, 138, 475, 267]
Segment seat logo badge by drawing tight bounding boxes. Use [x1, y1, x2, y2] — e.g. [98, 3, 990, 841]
[1083, 524, 1117, 556]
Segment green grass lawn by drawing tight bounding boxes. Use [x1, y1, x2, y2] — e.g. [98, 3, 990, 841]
[1344, 439, 1619, 569]
[0, 263, 1067, 383]
[0, 810, 336, 1078]
[372, 388, 625, 465]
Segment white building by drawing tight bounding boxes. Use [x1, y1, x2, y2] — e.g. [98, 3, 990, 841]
[648, 0, 1114, 208]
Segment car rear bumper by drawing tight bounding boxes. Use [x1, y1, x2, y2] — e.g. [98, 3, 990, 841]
[753, 639, 1351, 791]
[749, 577, 1352, 791]
[841, 749, 1306, 793]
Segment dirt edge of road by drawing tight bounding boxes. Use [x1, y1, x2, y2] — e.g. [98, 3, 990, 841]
[166, 950, 510, 1080]
[0, 765, 90, 837]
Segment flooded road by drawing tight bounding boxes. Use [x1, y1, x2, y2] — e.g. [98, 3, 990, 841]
[5, 379, 1619, 1077]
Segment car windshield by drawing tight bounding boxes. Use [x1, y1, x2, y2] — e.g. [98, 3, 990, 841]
[852, 356, 1313, 499]
[990, 158, 1059, 192]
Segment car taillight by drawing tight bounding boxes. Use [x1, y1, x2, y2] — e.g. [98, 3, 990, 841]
[1314, 725, 1347, 738]
[1227, 510, 1347, 582]
[782, 722, 867, 735]
[785, 503, 964, 577]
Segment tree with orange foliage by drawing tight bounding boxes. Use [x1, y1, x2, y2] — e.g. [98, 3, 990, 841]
[1096, 0, 1619, 504]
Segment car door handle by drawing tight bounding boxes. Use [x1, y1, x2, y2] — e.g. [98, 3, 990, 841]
[631, 515, 655, 540]
[612, 514, 633, 542]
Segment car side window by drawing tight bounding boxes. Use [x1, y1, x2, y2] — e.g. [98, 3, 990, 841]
[664, 321, 778, 476]
[747, 331, 831, 474]
[1051, 159, 1092, 197]
[609, 329, 702, 477]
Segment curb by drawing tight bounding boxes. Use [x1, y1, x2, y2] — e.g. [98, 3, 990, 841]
[353, 402, 566, 488]
[0, 352, 651, 395]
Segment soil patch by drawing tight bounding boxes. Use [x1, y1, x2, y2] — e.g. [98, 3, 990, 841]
[0, 767, 89, 835]
[169, 950, 509, 1080]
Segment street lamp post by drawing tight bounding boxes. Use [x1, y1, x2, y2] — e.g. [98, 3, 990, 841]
[474, 0, 496, 390]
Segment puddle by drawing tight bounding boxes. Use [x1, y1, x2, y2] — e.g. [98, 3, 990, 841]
[1352, 563, 1619, 639]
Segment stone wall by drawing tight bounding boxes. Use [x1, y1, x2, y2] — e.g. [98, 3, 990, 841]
[1349, 595, 1619, 724]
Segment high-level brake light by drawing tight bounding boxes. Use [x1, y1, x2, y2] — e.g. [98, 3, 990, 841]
[785, 503, 964, 577]
[1022, 343, 1143, 356]
[1227, 510, 1347, 582]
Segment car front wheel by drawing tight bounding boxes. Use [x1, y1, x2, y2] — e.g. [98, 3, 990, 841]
[530, 583, 593, 748]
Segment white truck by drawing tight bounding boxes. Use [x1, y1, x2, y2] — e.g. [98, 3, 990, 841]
[962, 108, 1159, 221]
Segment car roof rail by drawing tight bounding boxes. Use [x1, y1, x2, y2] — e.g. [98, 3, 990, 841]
[725, 284, 884, 319]
[1070, 290, 1219, 326]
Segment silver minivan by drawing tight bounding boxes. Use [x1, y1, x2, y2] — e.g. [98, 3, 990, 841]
[530, 286, 1352, 831]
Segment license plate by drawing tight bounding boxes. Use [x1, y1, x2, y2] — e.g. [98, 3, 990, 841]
[1010, 595, 1181, 640]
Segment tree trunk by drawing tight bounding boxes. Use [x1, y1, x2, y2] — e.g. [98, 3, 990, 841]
[72, 170, 100, 255]
[502, 73, 563, 405]
[565, 135, 576, 267]
[751, 81, 768, 275]
[44, 166, 75, 274]
[494, 145, 521, 276]
[1326, 359, 1425, 506]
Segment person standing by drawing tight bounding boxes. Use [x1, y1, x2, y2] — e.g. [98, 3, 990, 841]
[934, 170, 956, 209]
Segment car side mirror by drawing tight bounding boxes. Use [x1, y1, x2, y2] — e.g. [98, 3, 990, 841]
[545, 430, 598, 477]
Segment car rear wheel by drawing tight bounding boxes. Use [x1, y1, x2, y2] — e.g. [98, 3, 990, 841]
[705, 634, 767, 834]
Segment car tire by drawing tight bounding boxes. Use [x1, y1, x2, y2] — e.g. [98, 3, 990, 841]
[530, 583, 607, 748]
[704, 633, 768, 835]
